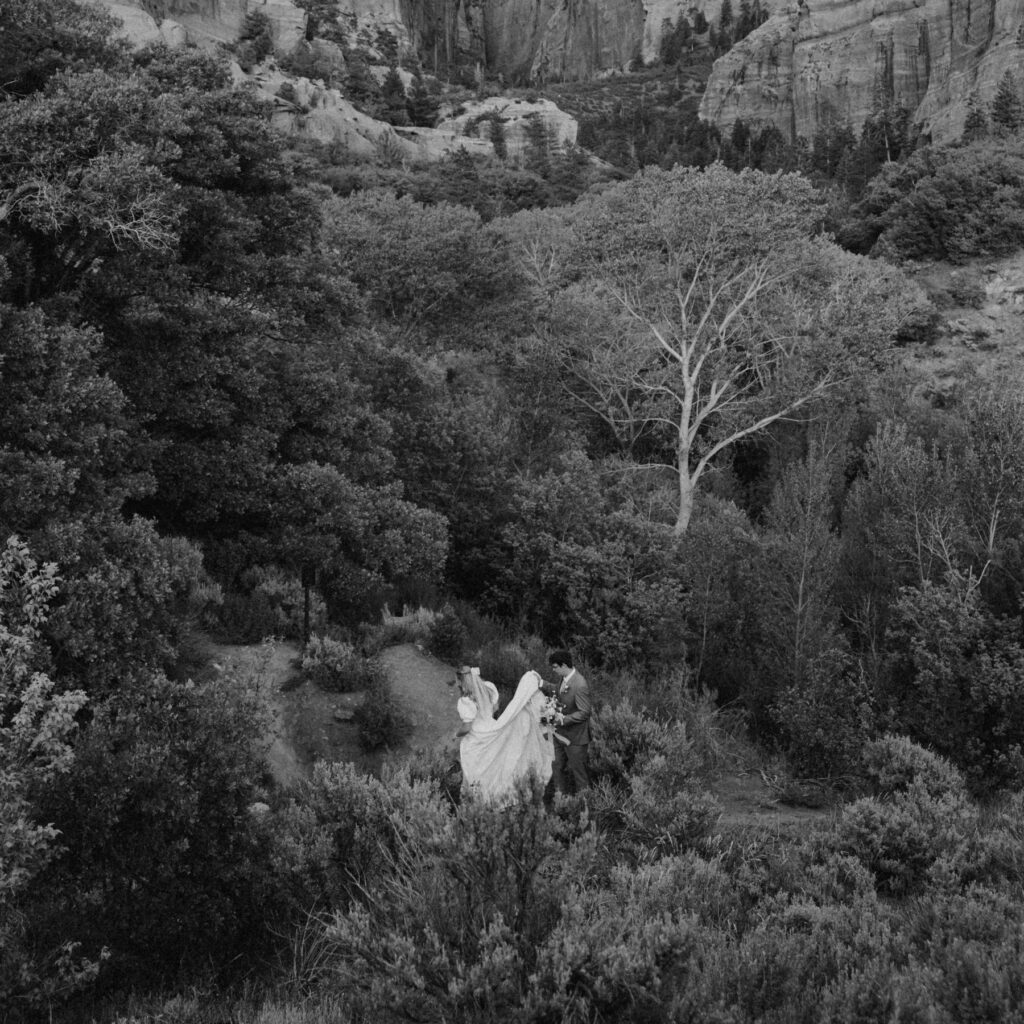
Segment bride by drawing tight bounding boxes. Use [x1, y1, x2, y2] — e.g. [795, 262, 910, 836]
[455, 666, 555, 802]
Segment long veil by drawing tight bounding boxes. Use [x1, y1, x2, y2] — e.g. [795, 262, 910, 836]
[459, 669, 553, 801]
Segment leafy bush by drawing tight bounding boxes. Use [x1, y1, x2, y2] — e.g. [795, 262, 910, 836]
[588, 699, 698, 788]
[861, 733, 967, 800]
[0, 538, 99, 1017]
[825, 737, 976, 897]
[589, 764, 720, 862]
[321, 774, 597, 1021]
[473, 635, 551, 697]
[426, 604, 468, 663]
[31, 664, 272, 989]
[215, 589, 280, 643]
[302, 633, 383, 693]
[353, 675, 412, 750]
[41, 515, 207, 694]
[844, 138, 1024, 262]
[773, 650, 875, 778]
[882, 582, 1024, 791]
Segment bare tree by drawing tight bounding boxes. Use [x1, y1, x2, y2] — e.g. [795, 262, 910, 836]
[556, 248, 840, 534]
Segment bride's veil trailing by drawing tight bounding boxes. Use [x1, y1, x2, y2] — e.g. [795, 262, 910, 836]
[458, 668, 553, 801]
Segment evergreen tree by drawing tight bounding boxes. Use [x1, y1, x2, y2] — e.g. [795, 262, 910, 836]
[381, 64, 409, 126]
[961, 93, 989, 143]
[490, 116, 508, 161]
[730, 118, 752, 167]
[991, 70, 1023, 136]
[737, 0, 753, 40]
[344, 54, 384, 118]
[295, 0, 341, 41]
[693, 9, 709, 34]
[524, 112, 554, 177]
[407, 68, 440, 127]
[719, 0, 734, 32]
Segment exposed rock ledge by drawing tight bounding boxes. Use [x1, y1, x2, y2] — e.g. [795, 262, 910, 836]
[92, 1, 588, 166]
[699, 0, 1024, 144]
[93, 0, 307, 52]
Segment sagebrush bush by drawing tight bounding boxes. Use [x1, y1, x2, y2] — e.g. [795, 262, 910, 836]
[320, 775, 598, 1022]
[824, 740, 977, 897]
[302, 633, 383, 693]
[589, 699, 699, 788]
[426, 604, 468, 663]
[589, 764, 720, 863]
[352, 675, 412, 750]
[861, 733, 967, 800]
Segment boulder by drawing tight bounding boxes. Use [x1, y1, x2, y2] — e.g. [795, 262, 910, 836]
[437, 95, 579, 158]
[252, 68, 495, 160]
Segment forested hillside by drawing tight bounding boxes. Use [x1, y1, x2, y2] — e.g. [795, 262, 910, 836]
[4, 2, 1024, 1022]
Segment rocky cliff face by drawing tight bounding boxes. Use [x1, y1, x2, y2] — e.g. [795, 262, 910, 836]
[96, 0, 307, 51]
[98, 0, 736, 82]
[699, 0, 1024, 143]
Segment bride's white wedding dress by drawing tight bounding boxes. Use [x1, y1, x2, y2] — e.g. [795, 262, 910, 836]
[458, 668, 553, 802]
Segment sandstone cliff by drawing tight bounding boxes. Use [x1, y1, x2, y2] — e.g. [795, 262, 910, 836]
[95, 0, 307, 51]
[699, 0, 1024, 143]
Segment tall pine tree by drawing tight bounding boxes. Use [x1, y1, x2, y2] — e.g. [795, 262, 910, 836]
[991, 70, 1023, 136]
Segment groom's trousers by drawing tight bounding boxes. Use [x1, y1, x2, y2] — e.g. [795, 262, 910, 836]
[553, 741, 590, 794]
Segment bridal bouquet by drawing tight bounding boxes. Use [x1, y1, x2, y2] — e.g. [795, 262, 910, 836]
[539, 694, 563, 728]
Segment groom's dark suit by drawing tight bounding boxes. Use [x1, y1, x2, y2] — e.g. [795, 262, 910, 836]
[545, 669, 592, 794]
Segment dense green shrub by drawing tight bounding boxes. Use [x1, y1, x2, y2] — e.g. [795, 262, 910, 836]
[841, 139, 1024, 262]
[588, 698, 698, 787]
[773, 650, 875, 778]
[321, 775, 597, 1022]
[824, 737, 976, 897]
[882, 583, 1024, 791]
[589, 764, 720, 862]
[40, 515, 207, 694]
[352, 675, 412, 750]
[31, 666, 272, 988]
[426, 604, 468, 663]
[214, 589, 281, 643]
[0, 538, 99, 1018]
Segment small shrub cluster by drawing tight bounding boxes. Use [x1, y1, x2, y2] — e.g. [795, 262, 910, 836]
[589, 698, 700, 787]
[352, 675, 412, 750]
[361, 603, 437, 653]
[302, 633, 383, 693]
[426, 604, 468, 663]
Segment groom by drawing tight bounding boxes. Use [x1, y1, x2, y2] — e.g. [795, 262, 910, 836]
[546, 648, 592, 795]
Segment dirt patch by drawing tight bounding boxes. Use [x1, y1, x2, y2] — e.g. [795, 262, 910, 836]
[711, 770, 835, 829]
[213, 641, 463, 785]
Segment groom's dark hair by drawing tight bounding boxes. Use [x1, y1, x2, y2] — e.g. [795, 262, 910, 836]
[549, 648, 573, 668]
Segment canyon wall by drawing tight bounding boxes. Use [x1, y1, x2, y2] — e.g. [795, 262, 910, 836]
[97, 0, 737, 82]
[699, 0, 1024, 143]
[97, 0, 307, 50]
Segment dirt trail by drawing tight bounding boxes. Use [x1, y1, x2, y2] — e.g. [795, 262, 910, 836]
[214, 641, 832, 828]
[215, 641, 461, 785]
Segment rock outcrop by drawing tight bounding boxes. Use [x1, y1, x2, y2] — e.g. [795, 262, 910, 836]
[94, 0, 307, 52]
[252, 67, 495, 161]
[437, 95, 579, 158]
[102, 2, 187, 46]
[699, 0, 1024, 143]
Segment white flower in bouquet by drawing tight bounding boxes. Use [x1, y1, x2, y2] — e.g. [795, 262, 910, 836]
[539, 694, 563, 728]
